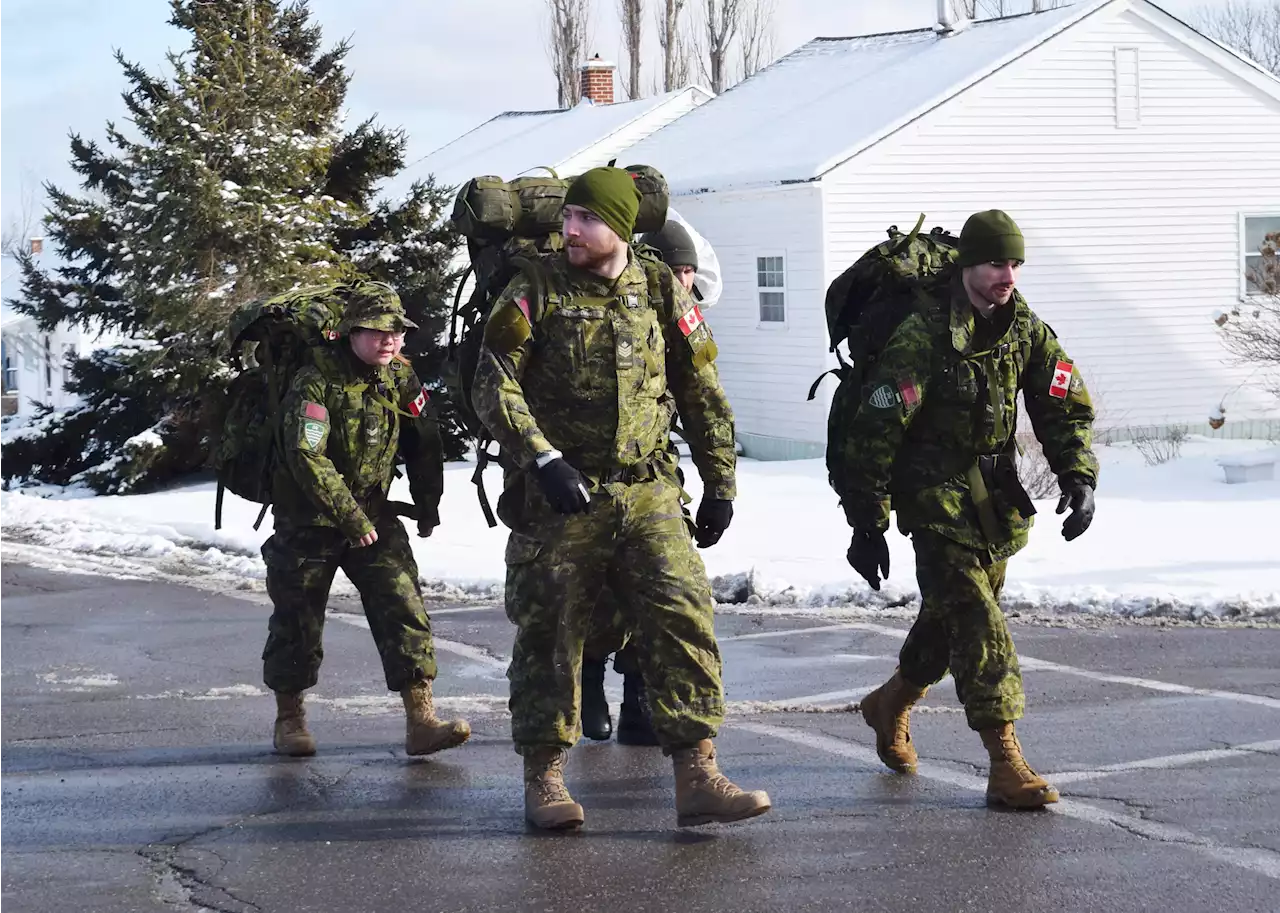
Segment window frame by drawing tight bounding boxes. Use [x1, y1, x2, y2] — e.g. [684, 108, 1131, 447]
[1240, 211, 1280, 300]
[754, 252, 789, 329]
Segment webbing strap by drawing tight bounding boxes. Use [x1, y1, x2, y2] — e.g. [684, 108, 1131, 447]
[965, 461, 1001, 544]
[472, 444, 498, 529]
[368, 389, 417, 420]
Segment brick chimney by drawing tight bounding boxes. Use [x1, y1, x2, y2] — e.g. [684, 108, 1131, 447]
[579, 54, 616, 105]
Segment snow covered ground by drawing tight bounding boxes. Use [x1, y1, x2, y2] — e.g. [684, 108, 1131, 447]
[2, 436, 1278, 621]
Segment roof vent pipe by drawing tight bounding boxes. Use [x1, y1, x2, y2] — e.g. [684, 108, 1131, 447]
[935, 0, 968, 36]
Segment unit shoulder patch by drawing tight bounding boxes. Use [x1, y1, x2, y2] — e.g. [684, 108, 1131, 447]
[868, 383, 899, 410]
[300, 419, 327, 451]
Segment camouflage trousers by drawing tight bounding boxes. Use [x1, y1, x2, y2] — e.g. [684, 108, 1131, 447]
[503, 472, 723, 753]
[581, 463, 688, 676]
[898, 529, 1024, 730]
[262, 518, 436, 694]
[583, 592, 643, 675]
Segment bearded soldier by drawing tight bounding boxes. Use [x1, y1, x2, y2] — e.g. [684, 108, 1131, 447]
[472, 167, 770, 831]
[831, 211, 1097, 809]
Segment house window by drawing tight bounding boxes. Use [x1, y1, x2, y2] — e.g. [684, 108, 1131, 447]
[757, 255, 786, 323]
[2, 347, 16, 393]
[63, 344, 78, 386]
[1114, 47, 1140, 128]
[1243, 215, 1280, 297]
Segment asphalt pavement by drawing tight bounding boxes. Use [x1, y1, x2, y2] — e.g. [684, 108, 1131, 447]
[3, 562, 1278, 913]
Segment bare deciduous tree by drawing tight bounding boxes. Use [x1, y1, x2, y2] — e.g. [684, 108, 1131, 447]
[695, 0, 745, 95]
[954, 0, 1067, 18]
[656, 0, 692, 92]
[738, 0, 776, 82]
[1, 179, 40, 262]
[617, 0, 644, 100]
[1195, 0, 1280, 76]
[545, 0, 593, 107]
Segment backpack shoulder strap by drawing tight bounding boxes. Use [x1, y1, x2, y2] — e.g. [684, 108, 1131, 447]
[643, 258, 671, 319]
[509, 253, 565, 324]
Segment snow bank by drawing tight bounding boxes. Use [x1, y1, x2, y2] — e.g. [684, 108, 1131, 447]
[3, 437, 1278, 621]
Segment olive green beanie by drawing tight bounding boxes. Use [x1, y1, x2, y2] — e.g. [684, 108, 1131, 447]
[564, 166, 641, 241]
[958, 210, 1025, 267]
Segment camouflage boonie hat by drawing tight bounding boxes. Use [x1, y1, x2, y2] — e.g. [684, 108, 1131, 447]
[339, 281, 418, 333]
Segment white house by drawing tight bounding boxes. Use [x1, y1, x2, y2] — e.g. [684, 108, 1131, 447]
[0, 310, 118, 419]
[623, 0, 1280, 459]
[417, 57, 713, 189]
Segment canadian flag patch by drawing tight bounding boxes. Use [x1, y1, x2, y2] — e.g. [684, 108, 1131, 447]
[898, 378, 920, 410]
[303, 401, 328, 421]
[1049, 360, 1073, 399]
[677, 305, 705, 337]
[409, 386, 429, 416]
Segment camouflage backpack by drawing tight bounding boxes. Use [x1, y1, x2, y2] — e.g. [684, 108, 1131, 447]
[445, 163, 670, 526]
[810, 215, 960, 489]
[210, 283, 350, 530]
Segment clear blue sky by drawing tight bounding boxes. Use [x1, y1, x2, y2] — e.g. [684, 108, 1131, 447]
[0, 0, 1228, 297]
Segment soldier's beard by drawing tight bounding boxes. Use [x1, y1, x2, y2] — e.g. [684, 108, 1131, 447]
[566, 242, 608, 270]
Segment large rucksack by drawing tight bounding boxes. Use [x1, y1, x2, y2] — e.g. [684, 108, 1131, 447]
[210, 284, 348, 530]
[812, 215, 960, 491]
[445, 163, 671, 526]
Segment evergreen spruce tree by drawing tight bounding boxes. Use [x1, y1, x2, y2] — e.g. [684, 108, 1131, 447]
[3, 0, 461, 493]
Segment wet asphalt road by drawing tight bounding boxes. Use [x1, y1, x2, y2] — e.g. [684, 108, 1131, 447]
[3, 562, 1279, 913]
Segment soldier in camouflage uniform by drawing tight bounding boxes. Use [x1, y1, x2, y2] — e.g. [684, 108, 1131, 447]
[829, 211, 1098, 809]
[579, 219, 705, 747]
[263, 282, 471, 759]
[472, 167, 771, 830]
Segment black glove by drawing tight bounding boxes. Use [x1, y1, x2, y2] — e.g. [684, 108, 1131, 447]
[417, 505, 440, 539]
[534, 458, 591, 515]
[1056, 479, 1095, 542]
[847, 528, 890, 591]
[694, 498, 734, 548]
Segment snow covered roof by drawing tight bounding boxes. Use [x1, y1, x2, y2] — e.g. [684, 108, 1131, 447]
[625, 1, 1112, 193]
[416, 86, 712, 189]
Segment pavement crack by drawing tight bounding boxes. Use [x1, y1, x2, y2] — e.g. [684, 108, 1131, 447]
[140, 843, 260, 913]
[1077, 793, 1157, 814]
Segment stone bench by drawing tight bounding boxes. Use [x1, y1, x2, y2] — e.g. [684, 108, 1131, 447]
[1217, 447, 1280, 484]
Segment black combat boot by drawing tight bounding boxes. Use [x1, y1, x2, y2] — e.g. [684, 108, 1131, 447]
[580, 657, 613, 741]
[616, 672, 659, 746]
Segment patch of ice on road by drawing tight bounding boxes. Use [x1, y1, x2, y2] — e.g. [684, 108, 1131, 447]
[308, 693, 510, 717]
[37, 671, 120, 688]
[135, 684, 267, 701]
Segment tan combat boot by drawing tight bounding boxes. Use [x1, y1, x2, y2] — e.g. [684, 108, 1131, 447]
[401, 681, 471, 756]
[671, 740, 772, 827]
[523, 747, 586, 831]
[273, 692, 316, 757]
[860, 670, 928, 773]
[979, 723, 1060, 809]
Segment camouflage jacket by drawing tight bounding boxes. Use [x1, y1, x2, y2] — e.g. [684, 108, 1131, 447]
[472, 252, 737, 499]
[830, 275, 1098, 559]
[272, 346, 444, 539]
